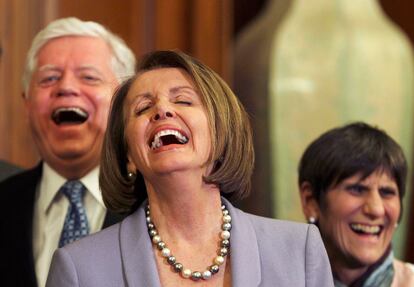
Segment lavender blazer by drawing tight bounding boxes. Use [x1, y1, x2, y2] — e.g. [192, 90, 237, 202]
[46, 199, 334, 287]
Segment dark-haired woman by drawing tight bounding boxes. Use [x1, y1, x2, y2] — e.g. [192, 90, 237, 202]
[299, 122, 414, 286]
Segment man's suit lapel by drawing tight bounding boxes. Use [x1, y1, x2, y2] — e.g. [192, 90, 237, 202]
[18, 165, 43, 284]
[0, 163, 42, 287]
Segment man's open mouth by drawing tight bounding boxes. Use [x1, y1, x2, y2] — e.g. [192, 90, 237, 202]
[52, 107, 89, 125]
[149, 129, 189, 150]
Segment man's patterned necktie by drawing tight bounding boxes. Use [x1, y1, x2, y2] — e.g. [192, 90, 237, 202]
[58, 180, 90, 248]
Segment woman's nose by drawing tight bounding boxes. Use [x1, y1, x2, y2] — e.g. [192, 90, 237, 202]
[151, 104, 175, 121]
[362, 190, 385, 218]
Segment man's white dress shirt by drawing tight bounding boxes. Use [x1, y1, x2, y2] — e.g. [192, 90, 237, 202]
[33, 163, 106, 287]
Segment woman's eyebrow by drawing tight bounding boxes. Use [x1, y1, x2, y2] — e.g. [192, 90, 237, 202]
[129, 93, 153, 106]
[134, 92, 152, 100]
[344, 182, 368, 190]
[170, 85, 196, 94]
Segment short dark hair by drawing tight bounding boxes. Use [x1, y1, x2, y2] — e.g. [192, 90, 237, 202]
[298, 122, 407, 206]
[100, 50, 254, 214]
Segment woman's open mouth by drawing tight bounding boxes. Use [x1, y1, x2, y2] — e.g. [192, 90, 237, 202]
[149, 129, 189, 150]
[350, 223, 383, 236]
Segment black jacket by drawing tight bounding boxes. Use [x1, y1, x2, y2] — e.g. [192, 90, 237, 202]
[0, 164, 124, 287]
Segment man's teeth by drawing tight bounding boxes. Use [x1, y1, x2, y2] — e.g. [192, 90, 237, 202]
[53, 107, 88, 118]
[151, 129, 189, 150]
[350, 223, 381, 235]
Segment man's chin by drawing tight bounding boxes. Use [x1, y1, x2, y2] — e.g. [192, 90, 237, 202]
[46, 146, 98, 162]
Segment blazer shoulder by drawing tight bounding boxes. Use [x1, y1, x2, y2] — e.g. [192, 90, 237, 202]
[63, 220, 121, 256]
[48, 223, 124, 287]
[239, 212, 333, 286]
[244, 211, 311, 238]
[241, 211, 323, 258]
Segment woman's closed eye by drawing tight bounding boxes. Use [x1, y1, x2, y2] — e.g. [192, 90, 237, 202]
[135, 103, 152, 116]
[175, 100, 192, 105]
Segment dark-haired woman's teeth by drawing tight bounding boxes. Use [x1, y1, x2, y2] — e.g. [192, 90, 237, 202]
[350, 223, 381, 235]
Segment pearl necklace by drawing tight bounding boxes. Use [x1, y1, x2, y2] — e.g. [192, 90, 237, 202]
[145, 204, 232, 281]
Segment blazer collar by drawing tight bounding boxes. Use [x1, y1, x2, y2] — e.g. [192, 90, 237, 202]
[119, 198, 261, 287]
[224, 198, 261, 286]
[120, 200, 162, 286]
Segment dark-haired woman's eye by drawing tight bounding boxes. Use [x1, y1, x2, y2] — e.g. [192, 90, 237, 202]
[380, 187, 398, 198]
[345, 184, 366, 195]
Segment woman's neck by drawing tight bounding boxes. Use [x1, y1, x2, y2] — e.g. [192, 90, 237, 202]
[145, 170, 223, 242]
[333, 246, 393, 286]
[144, 171, 232, 286]
[333, 265, 368, 286]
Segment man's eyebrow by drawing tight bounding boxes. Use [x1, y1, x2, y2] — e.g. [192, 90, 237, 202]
[37, 65, 61, 72]
[77, 65, 104, 75]
[37, 65, 103, 75]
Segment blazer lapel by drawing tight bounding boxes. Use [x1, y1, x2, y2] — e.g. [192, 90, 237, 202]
[118, 198, 261, 286]
[119, 202, 162, 287]
[224, 198, 261, 287]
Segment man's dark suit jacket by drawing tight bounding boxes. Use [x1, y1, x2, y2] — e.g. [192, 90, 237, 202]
[0, 159, 22, 182]
[0, 164, 124, 287]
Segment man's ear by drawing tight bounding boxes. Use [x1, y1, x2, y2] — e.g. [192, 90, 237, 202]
[22, 92, 31, 119]
[299, 181, 321, 222]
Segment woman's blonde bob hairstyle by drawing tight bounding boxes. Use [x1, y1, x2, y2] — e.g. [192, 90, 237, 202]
[100, 50, 254, 214]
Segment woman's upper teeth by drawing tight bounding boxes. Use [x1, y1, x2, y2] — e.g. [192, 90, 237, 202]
[151, 129, 188, 149]
[350, 223, 381, 234]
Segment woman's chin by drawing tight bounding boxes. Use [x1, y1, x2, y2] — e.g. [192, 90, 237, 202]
[343, 249, 385, 269]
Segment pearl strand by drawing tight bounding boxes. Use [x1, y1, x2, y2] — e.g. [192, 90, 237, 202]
[145, 204, 232, 281]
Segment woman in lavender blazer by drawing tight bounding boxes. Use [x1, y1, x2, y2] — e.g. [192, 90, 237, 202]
[47, 50, 333, 287]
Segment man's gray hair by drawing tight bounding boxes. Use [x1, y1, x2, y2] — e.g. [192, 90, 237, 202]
[22, 17, 136, 94]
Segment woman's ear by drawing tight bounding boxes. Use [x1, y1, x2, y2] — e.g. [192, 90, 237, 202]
[126, 154, 137, 174]
[299, 181, 321, 222]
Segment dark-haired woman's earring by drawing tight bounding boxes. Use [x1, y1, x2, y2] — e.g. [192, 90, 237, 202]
[308, 216, 317, 224]
[127, 172, 136, 181]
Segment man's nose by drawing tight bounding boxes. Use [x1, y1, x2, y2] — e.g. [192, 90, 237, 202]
[56, 73, 79, 97]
